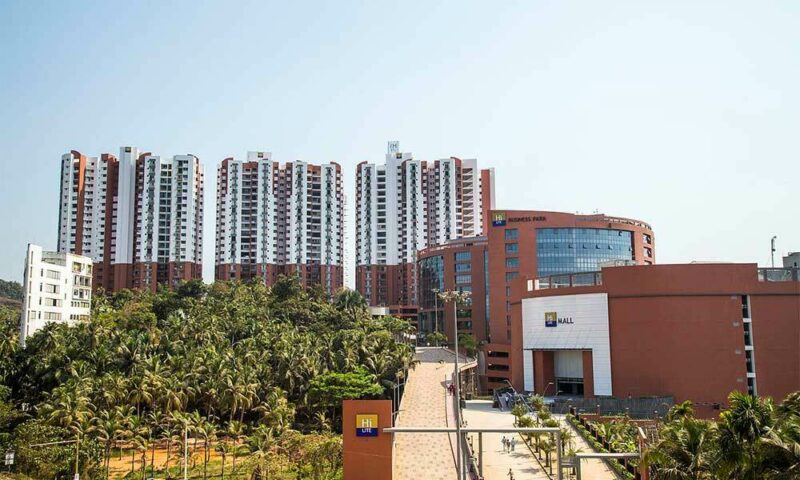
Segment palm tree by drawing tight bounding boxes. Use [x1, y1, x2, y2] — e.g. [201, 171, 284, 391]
[216, 441, 235, 480]
[667, 400, 696, 422]
[39, 379, 96, 478]
[333, 288, 368, 323]
[718, 391, 774, 479]
[93, 409, 122, 479]
[644, 416, 718, 480]
[226, 420, 246, 475]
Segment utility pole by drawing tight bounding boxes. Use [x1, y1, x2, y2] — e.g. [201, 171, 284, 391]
[771, 236, 777, 268]
[184, 426, 188, 480]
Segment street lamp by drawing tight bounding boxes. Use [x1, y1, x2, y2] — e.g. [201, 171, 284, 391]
[438, 289, 471, 480]
[432, 288, 440, 335]
[771, 236, 778, 268]
[543, 382, 555, 398]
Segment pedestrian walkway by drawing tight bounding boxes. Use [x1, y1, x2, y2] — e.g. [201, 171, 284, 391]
[463, 400, 550, 480]
[394, 347, 474, 480]
[554, 414, 618, 480]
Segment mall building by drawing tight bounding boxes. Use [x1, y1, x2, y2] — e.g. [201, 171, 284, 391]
[510, 263, 800, 416]
[416, 209, 656, 392]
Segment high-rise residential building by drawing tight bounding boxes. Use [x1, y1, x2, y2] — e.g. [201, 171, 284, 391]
[20, 244, 92, 347]
[355, 141, 495, 308]
[215, 152, 344, 293]
[58, 147, 204, 292]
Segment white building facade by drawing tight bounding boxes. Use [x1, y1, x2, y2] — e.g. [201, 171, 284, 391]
[215, 152, 344, 293]
[20, 244, 92, 347]
[355, 141, 495, 306]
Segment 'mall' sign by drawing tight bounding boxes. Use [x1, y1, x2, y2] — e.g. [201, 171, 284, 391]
[545, 311, 574, 327]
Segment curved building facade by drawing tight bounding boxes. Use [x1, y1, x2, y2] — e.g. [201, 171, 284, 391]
[415, 210, 655, 393]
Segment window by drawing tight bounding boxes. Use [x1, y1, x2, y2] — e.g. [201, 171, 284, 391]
[505, 258, 519, 268]
[46, 270, 60, 280]
[505, 229, 519, 240]
[455, 274, 471, 284]
[536, 227, 634, 276]
[455, 251, 471, 261]
[505, 272, 518, 282]
[455, 263, 471, 273]
[505, 243, 518, 254]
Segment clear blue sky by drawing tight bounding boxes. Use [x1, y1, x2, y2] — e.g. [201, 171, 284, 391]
[1, 0, 798, 284]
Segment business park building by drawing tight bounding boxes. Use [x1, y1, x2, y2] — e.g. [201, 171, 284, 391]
[417, 209, 800, 414]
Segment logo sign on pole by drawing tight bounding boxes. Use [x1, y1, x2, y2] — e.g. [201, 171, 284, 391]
[355, 414, 379, 437]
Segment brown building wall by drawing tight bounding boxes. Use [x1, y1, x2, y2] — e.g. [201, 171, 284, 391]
[356, 264, 412, 307]
[486, 210, 655, 390]
[512, 263, 800, 417]
[750, 294, 800, 403]
[217, 263, 343, 294]
[417, 238, 490, 344]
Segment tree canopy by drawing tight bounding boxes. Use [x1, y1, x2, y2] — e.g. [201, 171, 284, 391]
[0, 275, 414, 478]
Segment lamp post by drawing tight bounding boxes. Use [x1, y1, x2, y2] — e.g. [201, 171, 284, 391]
[432, 288, 440, 335]
[543, 382, 555, 398]
[438, 289, 471, 480]
[771, 236, 777, 268]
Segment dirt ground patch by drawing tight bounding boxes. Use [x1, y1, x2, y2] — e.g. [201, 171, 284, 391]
[107, 439, 245, 477]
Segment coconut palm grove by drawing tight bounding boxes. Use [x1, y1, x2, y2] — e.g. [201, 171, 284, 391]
[0, 276, 799, 479]
[0, 277, 415, 479]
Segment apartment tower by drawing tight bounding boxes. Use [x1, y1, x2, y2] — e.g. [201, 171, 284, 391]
[355, 141, 495, 308]
[58, 147, 204, 292]
[215, 152, 344, 293]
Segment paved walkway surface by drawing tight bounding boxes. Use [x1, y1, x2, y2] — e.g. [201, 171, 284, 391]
[555, 414, 618, 480]
[463, 400, 550, 480]
[394, 347, 474, 480]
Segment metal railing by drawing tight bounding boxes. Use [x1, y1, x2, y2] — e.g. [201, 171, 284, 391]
[758, 267, 800, 282]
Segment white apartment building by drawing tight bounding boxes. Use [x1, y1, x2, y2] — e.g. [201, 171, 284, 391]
[355, 141, 495, 306]
[20, 244, 92, 347]
[215, 152, 344, 293]
[57, 147, 204, 292]
[133, 152, 204, 290]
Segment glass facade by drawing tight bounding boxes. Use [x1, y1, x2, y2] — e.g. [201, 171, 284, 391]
[418, 255, 444, 309]
[417, 254, 444, 334]
[536, 228, 634, 276]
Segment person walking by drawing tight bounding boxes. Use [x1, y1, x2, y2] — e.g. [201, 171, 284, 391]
[508, 468, 515, 479]
[501, 436, 508, 452]
[510, 437, 516, 452]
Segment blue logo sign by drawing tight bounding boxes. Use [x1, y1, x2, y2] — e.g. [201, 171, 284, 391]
[545, 312, 557, 327]
[492, 213, 506, 227]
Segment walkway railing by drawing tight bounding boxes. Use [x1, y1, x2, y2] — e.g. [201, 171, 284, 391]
[385, 427, 564, 480]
